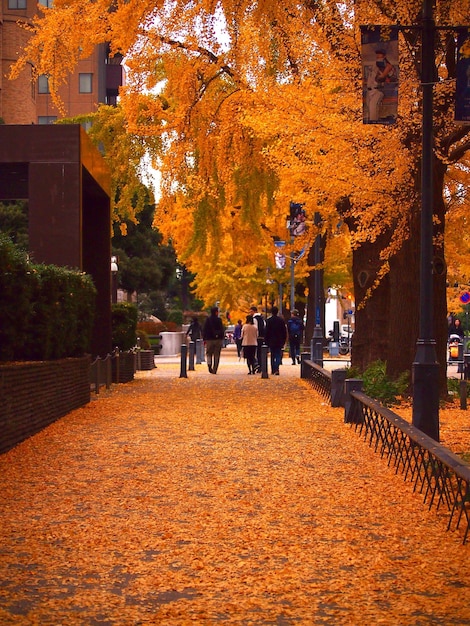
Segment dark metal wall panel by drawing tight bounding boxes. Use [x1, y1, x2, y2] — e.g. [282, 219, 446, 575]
[83, 167, 112, 356]
[28, 162, 82, 268]
[0, 125, 112, 357]
[0, 125, 82, 164]
[0, 163, 29, 200]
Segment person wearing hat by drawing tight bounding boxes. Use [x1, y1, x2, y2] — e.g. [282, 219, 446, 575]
[366, 49, 394, 122]
[287, 309, 305, 365]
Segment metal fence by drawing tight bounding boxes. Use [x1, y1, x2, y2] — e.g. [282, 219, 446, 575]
[89, 353, 114, 394]
[89, 350, 138, 394]
[346, 390, 470, 543]
[301, 357, 332, 399]
[301, 357, 470, 543]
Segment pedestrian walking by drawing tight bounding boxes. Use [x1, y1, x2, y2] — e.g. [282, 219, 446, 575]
[202, 307, 225, 374]
[264, 306, 287, 375]
[250, 305, 266, 372]
[233, 319, 243, 359]
[287, 309, 304, 365]
[186, 317, 202, 342]
[241, 314, 258, 375]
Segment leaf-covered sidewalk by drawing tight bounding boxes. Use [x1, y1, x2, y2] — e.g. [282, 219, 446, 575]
[0, 356, 469, 625]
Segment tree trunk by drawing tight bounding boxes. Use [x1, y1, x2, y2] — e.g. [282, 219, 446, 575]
[345, 225, 391, 371]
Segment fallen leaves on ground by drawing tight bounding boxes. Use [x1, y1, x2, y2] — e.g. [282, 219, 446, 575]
[0, 362, 469, 625]
[395, 398, 470, 459]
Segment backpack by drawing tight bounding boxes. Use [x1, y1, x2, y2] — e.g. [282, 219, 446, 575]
[289, 318, 302, 339]
[254, 314, 265, 337]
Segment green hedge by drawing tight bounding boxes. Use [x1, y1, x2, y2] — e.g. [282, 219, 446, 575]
[112, 302, 138, 351]
[0, 234, 96, 361]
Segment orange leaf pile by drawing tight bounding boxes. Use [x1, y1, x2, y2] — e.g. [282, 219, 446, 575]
[0, 356, 469, 624]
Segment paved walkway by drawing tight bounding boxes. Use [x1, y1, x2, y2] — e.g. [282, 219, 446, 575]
[0, 346, 469, 625]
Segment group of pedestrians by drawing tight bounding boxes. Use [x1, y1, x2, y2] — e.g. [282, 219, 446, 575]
[186, 305, 305, 376]
[235, 306, 305, 376]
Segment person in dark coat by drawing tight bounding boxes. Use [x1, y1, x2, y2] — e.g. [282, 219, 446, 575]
[186, 317, 202, 342]
[287, 309, 305, 364]
[264, 306, 287, 375]
[202, 306, 225, 374]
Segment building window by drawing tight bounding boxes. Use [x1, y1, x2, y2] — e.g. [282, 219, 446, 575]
[8, 0, 27, 8]
[39, 0, 53, 6]
[79, 73, 93, 93]
[38, 75, 50, 94]
[38, 116, 57, 125]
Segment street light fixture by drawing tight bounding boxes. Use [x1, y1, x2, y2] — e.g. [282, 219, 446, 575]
[110, 255, 118, 304]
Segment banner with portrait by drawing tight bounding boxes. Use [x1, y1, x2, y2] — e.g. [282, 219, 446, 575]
[274, 240, 286, 269]
[361, 26, 399, 125]
[455, 30, 470, 124]
[288, 202, 306, 237]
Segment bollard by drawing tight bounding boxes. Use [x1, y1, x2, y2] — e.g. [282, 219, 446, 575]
[460, 380, 467, 410]
[196, 339, 202, 364]
[300, 352, 310, 378]
[114, 348, 120, 384]
[331, 369, 348, 408]
[458, 343, 464, 375]
[260, 344, 269, 379]
[344, 378, 363, 424]
[188, 341, 195, 371]
[465, 354, 470, 381]
[180, 344, 188, 378]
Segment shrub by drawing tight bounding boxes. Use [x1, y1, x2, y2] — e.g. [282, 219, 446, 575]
[361, 360, 409, 406]
[137, 320, 179, 334]
[0, 235, 96, 361]
[136, 329, 150, 349]
[167, 310, 183, 326]
[0, 235, 35, 360]
[23, 265, 96, 360]
[112, 303, 138, 351]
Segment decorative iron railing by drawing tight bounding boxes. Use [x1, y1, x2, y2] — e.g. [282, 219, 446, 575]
[346, 390, 470, 544]
[301, 358, 332, 400]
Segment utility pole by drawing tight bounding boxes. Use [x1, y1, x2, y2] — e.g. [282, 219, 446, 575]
[412, 0, 440, 441]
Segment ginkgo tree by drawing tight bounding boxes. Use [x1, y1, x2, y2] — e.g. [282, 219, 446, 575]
[10, 0, 470, 392]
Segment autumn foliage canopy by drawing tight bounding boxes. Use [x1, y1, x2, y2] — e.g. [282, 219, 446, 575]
[10, 0, 470, 381]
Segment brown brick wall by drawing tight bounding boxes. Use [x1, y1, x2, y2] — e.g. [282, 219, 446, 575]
[0, 357, 91, 454]
[1, 1, 107, 124]
[1, 3, 37, 123]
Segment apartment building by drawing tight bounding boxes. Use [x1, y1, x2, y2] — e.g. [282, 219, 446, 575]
[0, 0, 123, 124]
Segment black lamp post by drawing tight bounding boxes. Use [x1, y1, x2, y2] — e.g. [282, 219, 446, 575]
[411, 0, 440, 441]
[312, 212, 324, 365]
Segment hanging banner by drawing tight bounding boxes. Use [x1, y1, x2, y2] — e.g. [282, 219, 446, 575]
[361, 26, 399, 125]
[274, 240, 286, 269]
[288, 201, 306, 237]
[455, 30, 470, 124]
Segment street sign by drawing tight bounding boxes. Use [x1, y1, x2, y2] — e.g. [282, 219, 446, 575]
[460, 292, 470, 304]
